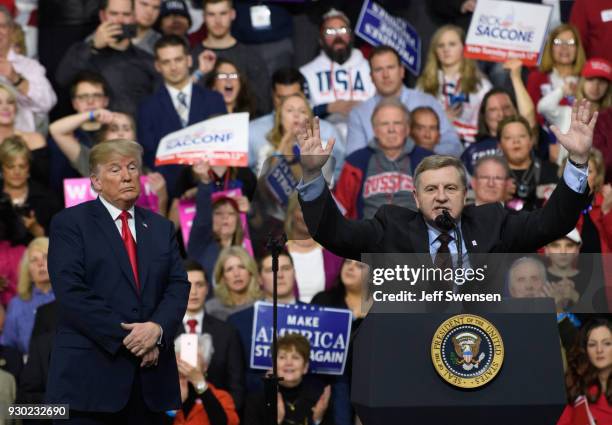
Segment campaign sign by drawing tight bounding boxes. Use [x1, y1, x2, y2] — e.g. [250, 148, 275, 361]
[250, 302, 352, 375]
[178, 188, 253, 255]
[155, 113, 249, 167]
[355, 0, 421, 76]
[63, 176, 159, 212]
[464, 0, 552, 66]
[265, 158, 298, 207]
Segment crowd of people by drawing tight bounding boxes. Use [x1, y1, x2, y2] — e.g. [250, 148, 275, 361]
[0, 0, 610, 423]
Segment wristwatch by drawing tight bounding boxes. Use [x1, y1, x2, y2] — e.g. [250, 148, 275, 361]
[195, 380, 208, 394]
[568, 156, 588, 169]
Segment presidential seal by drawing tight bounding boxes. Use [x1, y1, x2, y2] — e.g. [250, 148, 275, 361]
[431, 314, 504, 389]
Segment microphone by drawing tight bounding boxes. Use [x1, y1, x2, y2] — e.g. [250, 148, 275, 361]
[434, 209, 455, 232]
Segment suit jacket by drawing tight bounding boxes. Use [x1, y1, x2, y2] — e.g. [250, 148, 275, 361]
[46, 198, 190, 412]
[31, 300, 58, 339]
[18, 331, 54, 406]
[176, 313, 245, 411]
[300, 178, 591, 272]
[137, 84, 226, 199]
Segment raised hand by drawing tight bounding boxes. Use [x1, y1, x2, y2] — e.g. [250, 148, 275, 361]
[295, 117, 335, 182]
[550, 99, 598, 165]
[312, 385, 331, 422]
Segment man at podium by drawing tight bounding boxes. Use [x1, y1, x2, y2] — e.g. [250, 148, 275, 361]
[294, 100, 596, 269]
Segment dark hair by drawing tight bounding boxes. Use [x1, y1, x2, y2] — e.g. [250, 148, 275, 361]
[277, 333, 310, 363]
[257, 248, 293, 272]
[101, 0, 134, 12]
[477, 88, 516, 137]
[205, 58, 256, 116]
[410, 106, 440, 129]
[368, 45, 401, 67]
[183, 259, 205, 274]
[565, 318, 612, 405]
[203, 0, 233, 8]
[496, 115, 532, 140]
[271, 67, 305, 91]
[154, 34, 190, 58]
[70, 71, 110, 99]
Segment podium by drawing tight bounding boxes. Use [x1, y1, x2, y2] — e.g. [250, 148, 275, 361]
[351, 299, 567, 425]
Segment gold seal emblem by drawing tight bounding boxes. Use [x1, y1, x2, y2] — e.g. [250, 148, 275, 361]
[431, 314, 504, 389]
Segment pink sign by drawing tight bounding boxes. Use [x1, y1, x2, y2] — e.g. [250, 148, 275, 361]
[63, 176, 159, 212]
[178, 188, 253, 256]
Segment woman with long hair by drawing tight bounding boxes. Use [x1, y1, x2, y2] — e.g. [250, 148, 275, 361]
[527, 24, 586, 126]
[557, 318, 612, 424]
[184, 159, 256, 283]
[417, 24, 492, 144]
[0, 237, 54, 354]
[205, 58, 256, 116]
[204, 246, 262, 321]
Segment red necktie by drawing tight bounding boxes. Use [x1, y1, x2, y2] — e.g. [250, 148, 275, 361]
[186, 319, 198, 334]
[119, 211, 140, 291]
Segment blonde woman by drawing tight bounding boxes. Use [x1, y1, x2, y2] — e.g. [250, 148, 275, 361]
[527, 24, 586, 125]
[0, 237, 54, 354]
[0, 83, 48, 185]
[417, 25, 492, 144]
[205, 246, 262, 321]
[255, 92, 313, 176]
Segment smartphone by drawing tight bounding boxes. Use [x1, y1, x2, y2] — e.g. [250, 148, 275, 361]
[116, 24, 137, 41]
[180, 334, 198, 367]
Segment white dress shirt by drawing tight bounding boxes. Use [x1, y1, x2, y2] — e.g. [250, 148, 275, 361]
[166, 82, 193, 125]
[98, 195, 137, 242]
[182, 309, 205, 334]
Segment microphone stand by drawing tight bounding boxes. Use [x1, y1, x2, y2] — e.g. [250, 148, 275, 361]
[263, 232, 287, 425]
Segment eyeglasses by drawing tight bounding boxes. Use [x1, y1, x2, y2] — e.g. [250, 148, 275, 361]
[552, 38, 576, 47]
[216, 73, 239, 80]
[74, 93, 106, 101]
[475, 175, 507, 184]
[324, 27, 350, 37]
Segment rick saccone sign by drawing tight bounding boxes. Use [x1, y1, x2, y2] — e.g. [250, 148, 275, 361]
[464, 0, 552, 66]
[155, 113, 249, 167]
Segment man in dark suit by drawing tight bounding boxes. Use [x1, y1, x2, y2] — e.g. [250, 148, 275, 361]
[295, 101, 597, 292]
[137, 34, 226, 200]
[46, 139, 190, 424]
[178, 259, 245, 411]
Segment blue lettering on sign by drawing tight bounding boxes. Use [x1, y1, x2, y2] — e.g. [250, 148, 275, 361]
[167, 132, 233, 150]
[475, 25, 534, 42]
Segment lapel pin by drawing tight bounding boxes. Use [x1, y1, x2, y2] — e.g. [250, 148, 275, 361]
[472, 240, 477, 246]
[142, 222, 148, 228]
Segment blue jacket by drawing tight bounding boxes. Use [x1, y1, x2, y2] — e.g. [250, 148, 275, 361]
[137, 84, 226, 199]
[46, 198, 190, 412]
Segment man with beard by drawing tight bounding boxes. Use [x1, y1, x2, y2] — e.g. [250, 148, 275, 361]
[299, 9, 375, 139]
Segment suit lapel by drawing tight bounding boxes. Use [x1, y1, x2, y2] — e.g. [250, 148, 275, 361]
[407, 214, 431, 254]
[160, 87, 183, 129]
[90, 199, 139, 297]
[188, 87, 200, 125]
[135, 207, 151, 293]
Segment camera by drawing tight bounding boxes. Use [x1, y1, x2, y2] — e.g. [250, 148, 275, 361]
[115, 24, 137, 41]
[13, 202, 32, 217]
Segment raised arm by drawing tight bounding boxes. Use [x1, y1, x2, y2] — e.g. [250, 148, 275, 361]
[49, 109, 114, 163]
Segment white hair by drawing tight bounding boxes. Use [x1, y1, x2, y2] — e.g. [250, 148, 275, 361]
[174, 333, 215, 366]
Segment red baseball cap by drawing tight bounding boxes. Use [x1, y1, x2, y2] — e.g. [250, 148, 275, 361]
[581, 58, 612, 81]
